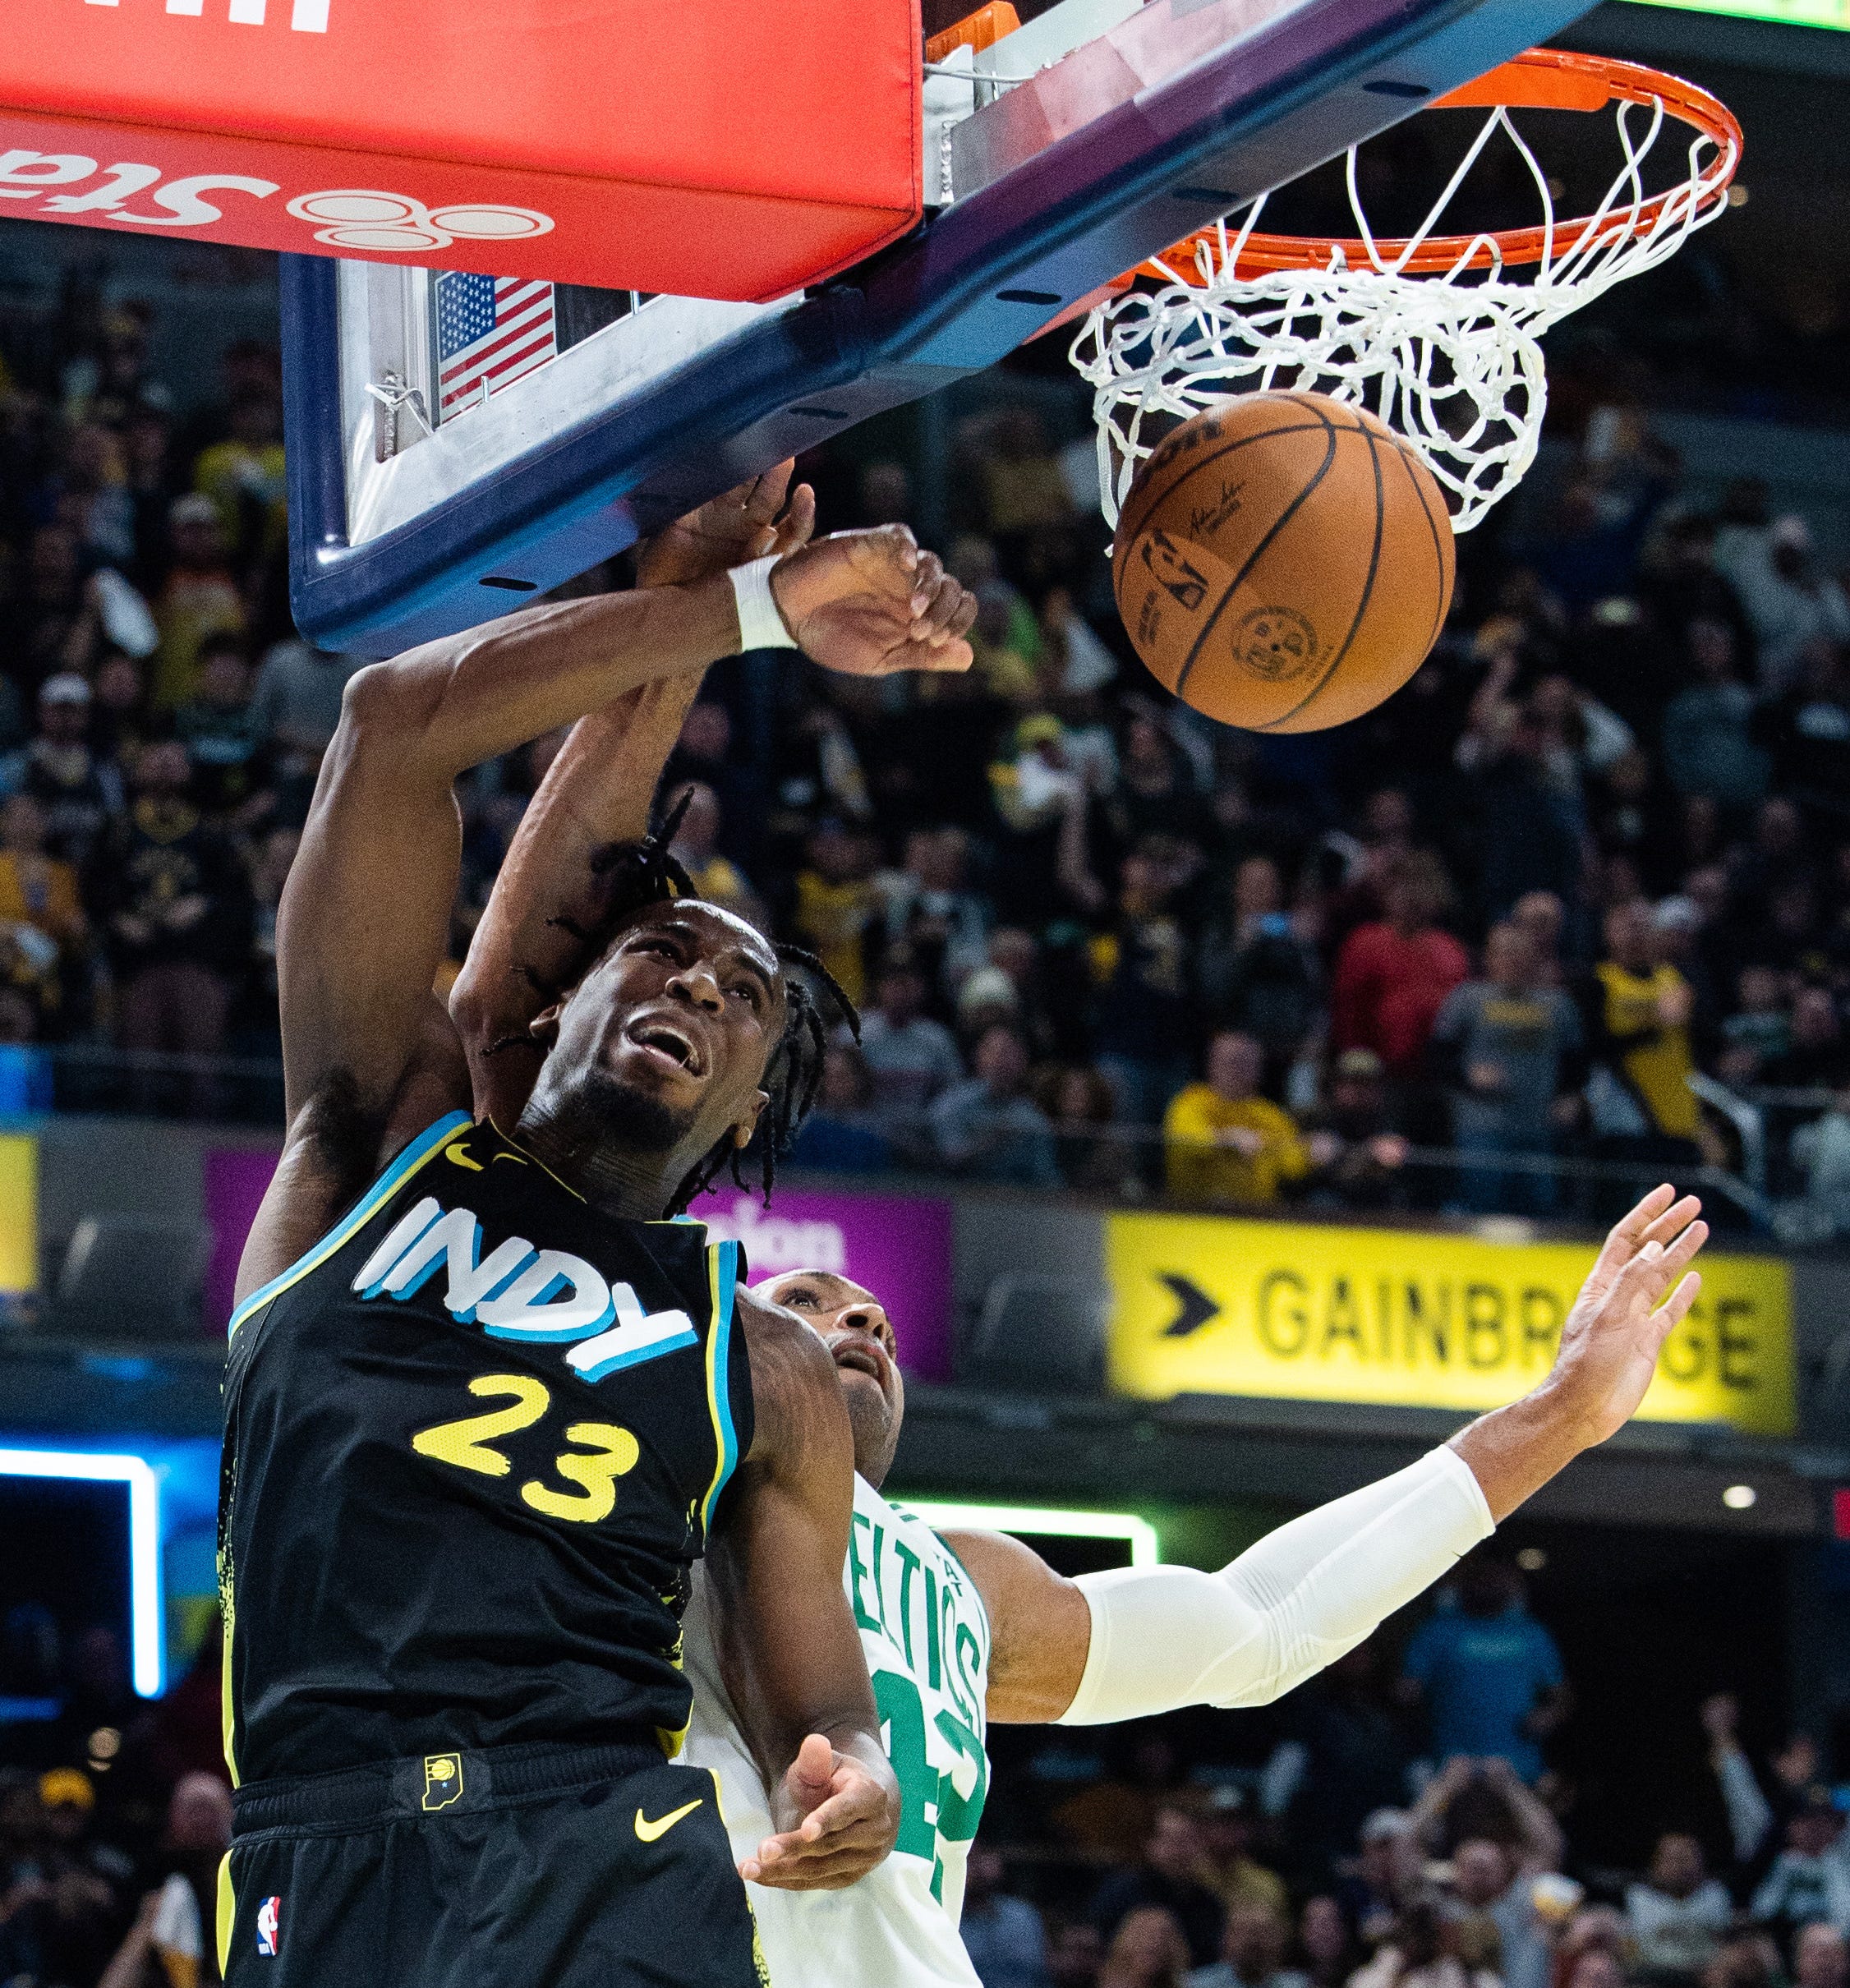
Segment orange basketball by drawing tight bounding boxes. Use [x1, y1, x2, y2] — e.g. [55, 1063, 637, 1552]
[1111, 392, 1455, 733]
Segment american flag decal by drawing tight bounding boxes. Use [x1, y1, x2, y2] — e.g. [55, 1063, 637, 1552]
[435, 274, 557, 419]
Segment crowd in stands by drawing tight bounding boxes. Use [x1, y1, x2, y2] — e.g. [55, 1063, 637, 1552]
[3, 1550, 1841, 1988]
[3, 271, 1850, 1231]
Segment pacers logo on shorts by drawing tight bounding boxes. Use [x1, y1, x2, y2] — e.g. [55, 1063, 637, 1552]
[421, 1754, 465, 1811]
[256, 1895, 281, 1956]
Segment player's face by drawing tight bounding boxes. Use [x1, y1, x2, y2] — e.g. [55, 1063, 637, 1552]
[548, 902, 785, 1158]
[760, 1269, 904, 1488]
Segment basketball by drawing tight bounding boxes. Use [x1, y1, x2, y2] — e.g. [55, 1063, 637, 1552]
[1111, 392, 1455, 733]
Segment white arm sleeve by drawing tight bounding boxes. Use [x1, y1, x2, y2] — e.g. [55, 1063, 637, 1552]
[1056, 1445, 1493, 1723]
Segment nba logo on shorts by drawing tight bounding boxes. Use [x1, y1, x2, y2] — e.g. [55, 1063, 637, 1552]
[256, 1895, 281, 1956]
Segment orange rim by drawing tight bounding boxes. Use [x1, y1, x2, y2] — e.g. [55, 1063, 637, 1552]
[1130, 48, 1741, 288]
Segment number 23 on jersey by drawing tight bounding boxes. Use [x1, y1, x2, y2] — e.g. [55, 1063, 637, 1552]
[412, 1373, 641, 1524]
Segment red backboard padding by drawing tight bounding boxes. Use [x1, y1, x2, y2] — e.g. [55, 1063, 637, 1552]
[0, 0, 923, 301]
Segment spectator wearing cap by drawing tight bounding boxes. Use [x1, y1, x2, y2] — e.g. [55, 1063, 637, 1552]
[27, 1767, 127, 1988]
[1164, 1032, 1310, 1208]
[150, 494, 245, 711]
[858, 950, 964, 1153]
[1751, 1793, 1850, 1937]
[1625, 1833, 1733, 1981]
[1195, 1787, 1289, 1926]
[1429, 923, 1585, 1217]
[0, 674, 125, 870]
[1304, 1050, 1411, 1212]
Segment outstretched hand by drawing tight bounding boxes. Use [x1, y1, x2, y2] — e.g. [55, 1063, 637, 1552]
[1453, 1184, 1708, 1522]
[743, 1732, 900, 1892]
[1551, 1184, 1707, 1447]
[635, 461, 817, 590]
[771, 525, 977, 679]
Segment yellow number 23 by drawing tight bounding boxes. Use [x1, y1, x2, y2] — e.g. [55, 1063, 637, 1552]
[412, 1374, 641, 1525]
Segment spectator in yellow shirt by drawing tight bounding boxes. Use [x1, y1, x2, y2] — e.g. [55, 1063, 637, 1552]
[1163, 1031, 1310, 1206]
[1588, 901, 1700, 1144]
[793, 818, 881, 1009]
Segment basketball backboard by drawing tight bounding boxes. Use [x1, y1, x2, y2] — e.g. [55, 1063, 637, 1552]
[265, 0, 1602, 653]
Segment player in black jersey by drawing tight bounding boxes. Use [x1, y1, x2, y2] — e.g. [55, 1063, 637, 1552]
[218, 464, 978, 1988]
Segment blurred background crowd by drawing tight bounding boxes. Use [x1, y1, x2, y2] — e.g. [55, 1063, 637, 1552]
[1, 218, 1849, 1238]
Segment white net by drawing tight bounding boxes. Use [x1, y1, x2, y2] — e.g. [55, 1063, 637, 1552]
[1071, 76, 1739, 533]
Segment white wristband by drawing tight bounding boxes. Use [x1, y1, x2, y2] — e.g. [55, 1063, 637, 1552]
[728, 555, 798, 653]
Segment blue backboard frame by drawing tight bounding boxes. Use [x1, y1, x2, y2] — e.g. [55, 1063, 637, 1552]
[285, 0, 1597, 656]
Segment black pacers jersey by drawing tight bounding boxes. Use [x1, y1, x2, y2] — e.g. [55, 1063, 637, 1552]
[219, 1111, 753, 1786]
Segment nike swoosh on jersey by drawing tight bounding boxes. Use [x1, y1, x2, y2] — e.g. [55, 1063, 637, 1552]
[634, 1797, 702, 1843]
[444, 1145, 484, 1171]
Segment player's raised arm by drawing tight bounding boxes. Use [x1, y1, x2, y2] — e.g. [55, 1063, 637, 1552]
[946, 1188, 1707, 1725]
[702, 1293, 900, 1892]
[451, 466, 816, 1126]
[450, 477, 973, 1127]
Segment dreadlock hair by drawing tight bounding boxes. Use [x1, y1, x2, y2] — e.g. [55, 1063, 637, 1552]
[491, 785, 858, 1217]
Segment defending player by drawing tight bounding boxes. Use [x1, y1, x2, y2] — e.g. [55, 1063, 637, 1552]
[675, 1215, 1703, 1985]
[218, 492, 978, 1987]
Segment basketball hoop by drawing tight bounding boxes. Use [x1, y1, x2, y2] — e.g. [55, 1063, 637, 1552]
[1070, 49, 1742, 533]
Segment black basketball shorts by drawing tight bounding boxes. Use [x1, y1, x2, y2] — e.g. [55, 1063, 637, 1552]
[222, 1738, 767, 1988]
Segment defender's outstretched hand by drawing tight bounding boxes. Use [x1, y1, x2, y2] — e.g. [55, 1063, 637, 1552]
[1454, 1185, 1708, 1521]
[743, 1733, 900, 1892]
[637, 461, 817, 589]
[1554, 1185, 1708, 1443]
[771, 524, 977, 677]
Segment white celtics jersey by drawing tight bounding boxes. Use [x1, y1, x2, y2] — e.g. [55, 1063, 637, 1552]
[680, 1473, 992, 1988]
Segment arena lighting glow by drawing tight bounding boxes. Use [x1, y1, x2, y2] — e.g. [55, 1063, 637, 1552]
[899, 1500, 1160, 1567]
[1723, 1484, 1759, 1510]
[1625, 0, 1850, 29]
[0, 1450, 163, 1698]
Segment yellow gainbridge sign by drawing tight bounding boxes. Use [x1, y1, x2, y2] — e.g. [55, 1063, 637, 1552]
[1106, 1213, 1795, 1438]
[0, 1135, 35, 1293]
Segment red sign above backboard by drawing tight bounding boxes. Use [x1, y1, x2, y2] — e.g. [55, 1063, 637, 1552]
[0, 0, 922, 301]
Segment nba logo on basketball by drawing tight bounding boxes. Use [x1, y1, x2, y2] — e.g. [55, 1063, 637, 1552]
[256, 1896, 281, 1956]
